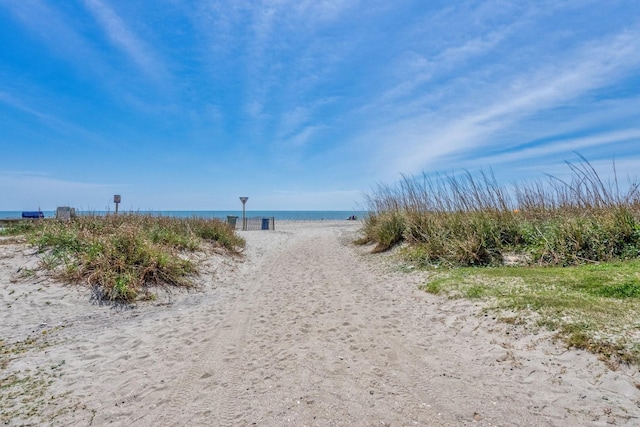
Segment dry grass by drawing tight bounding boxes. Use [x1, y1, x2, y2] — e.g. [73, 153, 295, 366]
[2, 213, 245, 303]
[360, 157, 640, 267]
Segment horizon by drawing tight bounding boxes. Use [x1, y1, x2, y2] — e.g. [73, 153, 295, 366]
[0, 208, 367, 213]
[0, 208, 367, 221]
[1, 1, 639, 211]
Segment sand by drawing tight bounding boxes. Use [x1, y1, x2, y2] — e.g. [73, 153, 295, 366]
[1, 220, 640, 426]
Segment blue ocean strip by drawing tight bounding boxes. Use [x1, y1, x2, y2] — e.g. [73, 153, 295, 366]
[0, 210, 367, 221]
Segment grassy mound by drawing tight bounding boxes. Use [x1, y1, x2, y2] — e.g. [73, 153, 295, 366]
[2, 214, 244, 303]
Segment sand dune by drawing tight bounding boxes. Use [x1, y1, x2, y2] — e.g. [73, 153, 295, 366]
[1, 221, 639, 426]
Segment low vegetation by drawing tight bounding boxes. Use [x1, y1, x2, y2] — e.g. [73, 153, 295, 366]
[360, 158, 640, 265]
[1, 214, 244, 303]
[0, 326, 81, 425]
[422, 261, 640, 367]
[360, 156, 640, 366]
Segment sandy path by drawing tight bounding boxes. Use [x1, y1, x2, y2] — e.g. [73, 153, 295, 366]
[2, 221, 640, 426]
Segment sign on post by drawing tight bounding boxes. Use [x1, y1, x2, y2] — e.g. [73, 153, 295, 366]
[239, 197, 248, 231]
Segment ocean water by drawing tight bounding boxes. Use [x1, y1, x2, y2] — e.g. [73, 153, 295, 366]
[0, 210, 367, 221]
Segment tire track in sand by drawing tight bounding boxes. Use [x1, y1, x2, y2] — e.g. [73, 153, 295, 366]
[143, 230, 296, 426]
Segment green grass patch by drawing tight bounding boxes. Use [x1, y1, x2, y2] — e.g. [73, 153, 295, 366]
[420, 259, 640, 366]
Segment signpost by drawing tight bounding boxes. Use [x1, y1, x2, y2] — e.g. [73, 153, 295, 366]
[239, 197, 248, 231]
[114, 195, 121, 214]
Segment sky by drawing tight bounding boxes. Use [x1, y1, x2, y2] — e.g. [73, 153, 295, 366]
[1, 0, 639, 211]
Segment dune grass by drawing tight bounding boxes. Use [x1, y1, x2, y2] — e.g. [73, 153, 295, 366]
[360, 156, 640, 366]
[360, 158, 640, 266]
[2, 214, 244, 303]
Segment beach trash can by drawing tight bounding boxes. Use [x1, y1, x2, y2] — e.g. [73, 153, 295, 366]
[261, 217, 270, 230]
[227, 215, 238, 229]
[56, 206, 74, 221]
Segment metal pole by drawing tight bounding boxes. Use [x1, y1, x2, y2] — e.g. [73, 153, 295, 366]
[114, 195, 121, 215]
[239, 197, 248, 231]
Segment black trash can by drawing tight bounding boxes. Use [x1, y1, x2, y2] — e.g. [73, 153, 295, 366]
[227, 216, 238, 229]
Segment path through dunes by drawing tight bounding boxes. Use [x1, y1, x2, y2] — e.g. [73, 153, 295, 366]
[2, 221, 639, 426]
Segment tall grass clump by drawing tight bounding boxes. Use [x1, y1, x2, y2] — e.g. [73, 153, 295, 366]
[360, 211, 406, 253]
[362, 156, 640, 366]
[23, 214, 244, 303]
[360, 157, 640, 267]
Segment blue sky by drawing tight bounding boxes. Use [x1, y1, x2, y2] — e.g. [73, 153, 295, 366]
[1, 1, 639, 211]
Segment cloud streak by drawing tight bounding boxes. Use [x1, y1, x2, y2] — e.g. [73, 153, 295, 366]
[0, 91, 103, 143]
[1, 0, 102, 68]
[374, 26, 640, 175]
[81, 0, 168, 82]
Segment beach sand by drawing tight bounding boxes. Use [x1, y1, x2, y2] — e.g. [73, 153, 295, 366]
[1, 221, 639, 426]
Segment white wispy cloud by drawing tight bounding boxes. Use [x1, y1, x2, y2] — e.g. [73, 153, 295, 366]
[469, 129, 640, 168]
[374, 26, 513, 110]
[276, 97, 338, 141]
[1, 0, 164, 104]
[0, 90, 103, 142]
[376, 27, 640, 175]
[0, 91, 54, 123]
[1, 0, 103, 69]
[81, 0, 168, 81]
[235, 1, 361, 127]
[285, 125, 325, 148]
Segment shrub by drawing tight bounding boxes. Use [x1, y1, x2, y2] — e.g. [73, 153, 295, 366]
[23, 214, 244, 303]
[360, 157, 640, 266]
